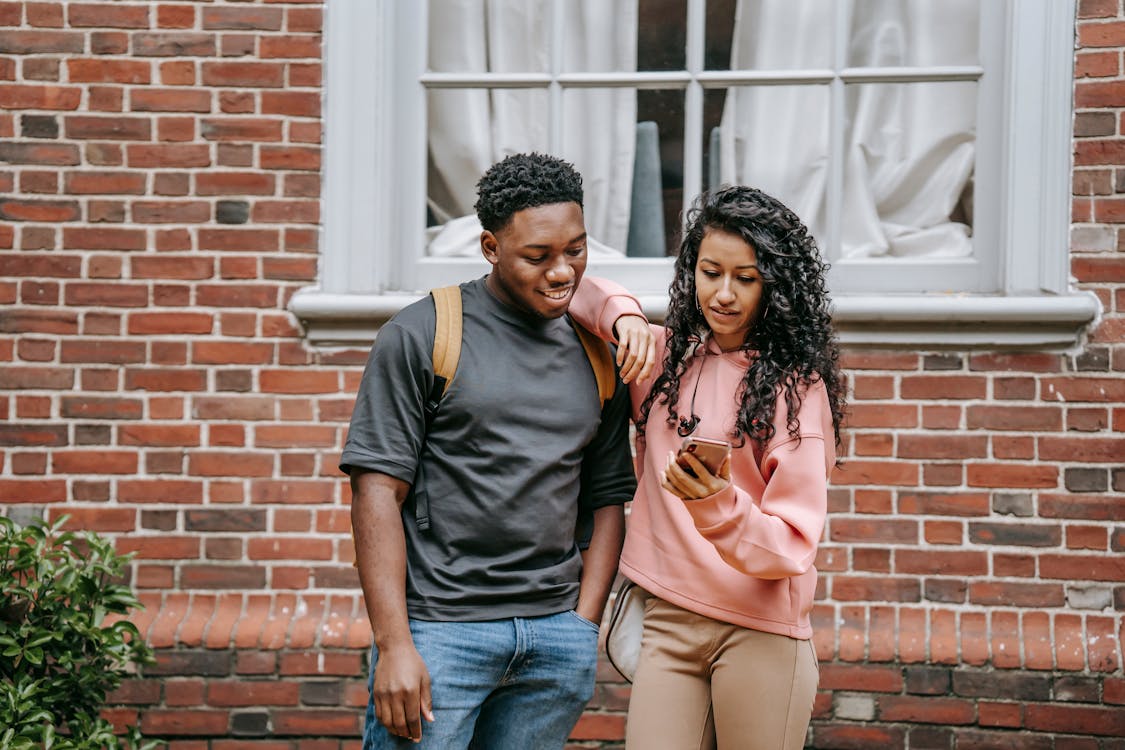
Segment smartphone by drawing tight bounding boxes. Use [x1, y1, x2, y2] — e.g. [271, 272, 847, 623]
[676, 436, 732, 477]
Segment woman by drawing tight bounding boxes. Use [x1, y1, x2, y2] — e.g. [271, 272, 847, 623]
[569, 185, 846, 749]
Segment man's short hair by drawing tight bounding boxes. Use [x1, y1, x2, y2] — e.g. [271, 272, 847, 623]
[474, 153, 584, 233]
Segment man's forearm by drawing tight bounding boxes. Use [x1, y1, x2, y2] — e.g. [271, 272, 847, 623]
[351, 471, 413, 648]
[575, 504, 626, 623]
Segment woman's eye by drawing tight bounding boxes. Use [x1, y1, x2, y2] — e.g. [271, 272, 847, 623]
[739, 276, 757, 284]
[566, 246, 586, 257]
[701, 270, 720, 279]
[526, 255, 547, 264]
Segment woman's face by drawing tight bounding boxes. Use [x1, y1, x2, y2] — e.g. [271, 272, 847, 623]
[694, 228, 764, 351]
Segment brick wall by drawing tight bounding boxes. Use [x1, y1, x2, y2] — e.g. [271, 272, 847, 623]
[0, 1, 1122, 748]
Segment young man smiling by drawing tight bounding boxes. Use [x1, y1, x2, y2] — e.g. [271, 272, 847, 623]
[342, 153, 638, 749]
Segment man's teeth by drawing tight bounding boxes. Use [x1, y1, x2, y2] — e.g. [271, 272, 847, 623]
[543, 289, 571, 299]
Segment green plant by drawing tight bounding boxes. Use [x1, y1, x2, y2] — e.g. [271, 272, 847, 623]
[0, 515, 157, 750]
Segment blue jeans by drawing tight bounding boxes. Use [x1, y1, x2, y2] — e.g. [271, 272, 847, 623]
[363, 610, 600, 750]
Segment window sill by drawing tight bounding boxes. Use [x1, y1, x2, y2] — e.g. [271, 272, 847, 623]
[288, 287, 1100, 350]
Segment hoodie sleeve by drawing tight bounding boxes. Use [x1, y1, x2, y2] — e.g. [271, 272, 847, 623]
[680, 380, 834, 579]
[569, 275, 648, 343]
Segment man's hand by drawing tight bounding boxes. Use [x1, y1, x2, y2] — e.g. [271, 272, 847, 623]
[373, 642, 435, 743]
[613, 314, 656, 384]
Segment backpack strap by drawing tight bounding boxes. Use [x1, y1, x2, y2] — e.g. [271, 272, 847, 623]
[411, 285, 463, 532]
[571, 319, 616, 407]
[430, 285, 463, 397]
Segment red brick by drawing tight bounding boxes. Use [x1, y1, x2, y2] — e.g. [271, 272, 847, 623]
[1040, 436, 1125, 463]
[895, 550, 988, 576]
[53, 450, 137, 474]
[0, 198, 79, 222]
[118, 480, 202, 505]
[202, 62, 285, 88]
[132, 32, 216, 57]
[260, 35, 321, 59]
[1025, 703, 1125, 736]
[260, 145, 320, 171]
[966, 405, 1063, 431]
[67, 59, 150, 84]
[206, 681, 298, 707]
[845, 404, 917, 428]
[1040, 553, 1125, 582]
[966, 464, 1057, 489]
[201, 117, 285, 141]
[272, 710, 359, 735]
[248, 537, 333, 561]
[969, 582, 1065, 608]
[127, 312, 214, 335]
[262, 90, 320, 117]
[198, 229, 280, 252]
[898, 434, 987, 459]
[1022, 611, 1053, 670]
[127, 144, 211, 168]
[141, 710, 230, 736]
[900, 375, 987, 400]
[67, 2, 148, 28]
[132, 200, 211, 224]
[157, 4, 195, 29]
[0, 29, 83, 53]
[878, 695, 975, 725]
[832, 460, 918, 486]
[66, 171, 148, 196]
[190, 452, 274, 477]
[60, 395, 143, 419]
[202, 6, 283, 31]
[196, 172, 276, 195]
[130, 87, 212, 112]
[63, 227, 146, 251]
[250, 480, 334, 505]
[0, 309, 79, 334]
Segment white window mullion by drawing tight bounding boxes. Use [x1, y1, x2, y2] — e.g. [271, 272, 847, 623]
[825, 0, 850, 265]
[548, 0, 565, 154]
[682, 0, 706, 222]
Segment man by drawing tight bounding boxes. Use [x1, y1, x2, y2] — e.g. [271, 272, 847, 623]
[342, 153, 637, 749]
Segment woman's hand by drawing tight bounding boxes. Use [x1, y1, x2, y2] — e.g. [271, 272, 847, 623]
[662, 450, 731, 500]
[613, 314, 656, 384]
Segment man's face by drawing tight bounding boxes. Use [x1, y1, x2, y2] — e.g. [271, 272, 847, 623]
[482, 202, 587, 319]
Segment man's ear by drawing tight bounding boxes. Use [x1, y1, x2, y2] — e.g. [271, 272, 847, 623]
[480, 230, 499, 266]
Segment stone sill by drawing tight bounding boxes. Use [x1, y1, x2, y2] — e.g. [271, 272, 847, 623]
[289, 288, 1101, 350]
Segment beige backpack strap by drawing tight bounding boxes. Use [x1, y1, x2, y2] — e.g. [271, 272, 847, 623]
[572, 320, 616, 407]
[430, 285, 463, 396]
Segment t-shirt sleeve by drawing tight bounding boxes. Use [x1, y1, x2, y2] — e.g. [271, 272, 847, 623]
[339, 314, 433, 482]
[578, 356, 639, 512]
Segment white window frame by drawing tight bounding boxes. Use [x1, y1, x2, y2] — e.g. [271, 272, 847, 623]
[291, 0, 1097, 347]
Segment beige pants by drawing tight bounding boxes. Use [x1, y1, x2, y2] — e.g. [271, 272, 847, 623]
[625, 595, 819, 750]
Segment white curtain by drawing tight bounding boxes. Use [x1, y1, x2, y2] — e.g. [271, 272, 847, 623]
[719, 0, 978, 260]
[426, 0, 636, 258]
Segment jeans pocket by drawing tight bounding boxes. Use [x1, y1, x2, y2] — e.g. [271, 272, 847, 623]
[566, 609, 602, 633]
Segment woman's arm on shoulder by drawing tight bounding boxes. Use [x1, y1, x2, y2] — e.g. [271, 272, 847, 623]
[571, 275, 663, 384]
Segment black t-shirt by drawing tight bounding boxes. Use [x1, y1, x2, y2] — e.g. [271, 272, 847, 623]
[341, 277, 636, 620]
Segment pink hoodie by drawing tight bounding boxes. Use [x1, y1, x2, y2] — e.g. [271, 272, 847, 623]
[570, 277, 834, 639]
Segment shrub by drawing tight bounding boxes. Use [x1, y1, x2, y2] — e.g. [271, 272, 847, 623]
[0, 515, 157, 750]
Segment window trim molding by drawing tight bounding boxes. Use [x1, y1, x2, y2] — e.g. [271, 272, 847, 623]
[300, 0, 1096, 348]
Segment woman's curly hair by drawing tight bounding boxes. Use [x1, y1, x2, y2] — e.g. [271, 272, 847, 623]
[474, 152, 584, 233]
[638, 185, 846, 452]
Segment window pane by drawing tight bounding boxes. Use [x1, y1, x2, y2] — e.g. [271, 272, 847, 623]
[849, 0, 980, 68]
[717, 85, 831, 251]
[840, 81, 976, 259]
[718, 0, 834, 71]
[428, 0, 549, 73]
[637, 0, 687, 71]
[425, 88, 550, 256]
[559, 88, 683, 258]
[561, 1, 647, 73]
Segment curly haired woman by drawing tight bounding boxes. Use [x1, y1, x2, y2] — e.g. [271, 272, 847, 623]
[569, 185, 846, 750]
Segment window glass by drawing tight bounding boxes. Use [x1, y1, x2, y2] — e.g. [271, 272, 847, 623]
[716, 0, 834, 71]
[849, 0, 980, 68]
[428, 0, 549, 73]
[840, 81, 976, 260]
